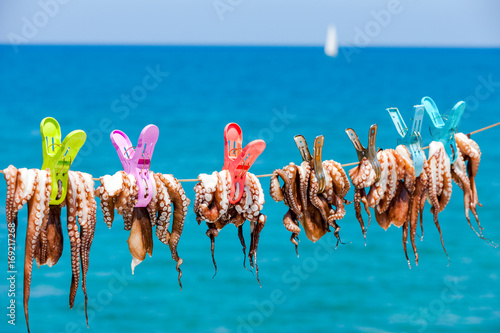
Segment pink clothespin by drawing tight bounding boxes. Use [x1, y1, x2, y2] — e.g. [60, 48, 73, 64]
[222, 123, 266, 204]
[111, 125, 159, 207]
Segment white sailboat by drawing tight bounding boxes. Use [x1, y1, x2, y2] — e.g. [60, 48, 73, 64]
[324, 25, 338, 57]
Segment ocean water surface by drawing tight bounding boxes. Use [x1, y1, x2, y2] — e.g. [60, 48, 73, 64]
[0, 46, 499, 333]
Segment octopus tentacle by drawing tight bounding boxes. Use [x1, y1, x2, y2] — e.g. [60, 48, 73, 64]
[146, 171, 159, 227]
[309, 171, 330, 222]
[24, 169, 50, 333]
[152, 173, 172, 245]
[237, 224, 253, 272]
[114, 172, 135, 231]
[283, 210, 301, 256]
[12, 169, 38, 242]
[248, 214, 266, 287]
[206, 223, 218, 278]
[454, 133, 495, 247]
[66, 175, 81, 309]
[159, 174, 190, 290]
[196, 172, 221, 223]
[354, 188, 369, 239]
[74, 172, 97, 327]
[425, 142, 451, 263]
[95, 172, 122, 228]
[3, 165, 17, 245]
[451, 149, 479, 237]
[275, 166, 302, 216]
[406, 170, 427, 268]
[374, 150, 399, 213]
[269, 173, 285, 202]
[298, 161, 311, 211]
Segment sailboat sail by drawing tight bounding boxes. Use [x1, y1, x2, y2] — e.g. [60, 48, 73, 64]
[324, 25, 338, 57]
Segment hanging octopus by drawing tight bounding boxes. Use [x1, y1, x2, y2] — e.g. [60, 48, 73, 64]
[3, 166, 96, 333]
[270, 160, 350, 255]
[349, 148, 421, 266]
[193, 170, 266, 285]
[95, 171, 189, 289]
[349, 150, 407, 235]
[424, 141, 453, 262]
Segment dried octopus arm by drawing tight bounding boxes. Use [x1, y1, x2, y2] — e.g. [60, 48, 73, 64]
[74, 172, 97, 327]
[152, 173, 172, 245]
[195, 172, 221, 223]
[248, 213, 266, 287]
[274, 166, 302, 216]
[425, 142, 443, 212]
[146, 172, 160, 227]
[283, 209, 301, 255]
[374, 150, 399, 213]
[113, 172, 135, 230]
[96, 172, 123, 228]
[309, 171, 330, 222]
[349, 158, 376, 189]
[269, 172, 285, 202]
[298, 161, 311, 211]
[66, 174, 81, 309]
[455, 133, 489, 240]
[325, 160, 351, 199]
[12, 169, 38, 242]
[206, 223, 219, 278]
[456, 132, 481, 176]
[241, 173, 265, 223]
[437, 152, 452, 212]
[3, 166, 18, 270]
[451, 151, 473, 224]
[24, 170, 50, 333]
[3, 165, 17, 238]
[395, 145, 416, 193]
[425, 142, 450, 263]
[160, 174, 190, 289]
[406, 172, 427, 267]
[353, 188, 370, 239]
[214, 170, 230, 216]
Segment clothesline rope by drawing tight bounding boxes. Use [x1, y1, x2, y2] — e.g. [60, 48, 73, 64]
[175, 121, 499, 182]
[1, 122, 499, 181]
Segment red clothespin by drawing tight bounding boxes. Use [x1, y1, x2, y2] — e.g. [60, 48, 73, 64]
[222, 123, 266, 204]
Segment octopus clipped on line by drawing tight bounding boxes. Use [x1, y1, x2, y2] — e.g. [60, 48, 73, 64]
[193, 170, 266, 285]
[451, 133, 496, 246]
[349, 147, 422, 266]
[3, 165, 97, 333]
[95, 170, 190, 288]
[424, 141, 453, 263]
[270, 160, 350, 255]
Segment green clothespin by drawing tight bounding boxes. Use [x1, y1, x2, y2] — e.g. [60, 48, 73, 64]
[41, 117, 86, 205]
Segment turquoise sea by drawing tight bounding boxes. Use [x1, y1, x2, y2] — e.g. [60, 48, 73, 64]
[1, 46, 499, 333]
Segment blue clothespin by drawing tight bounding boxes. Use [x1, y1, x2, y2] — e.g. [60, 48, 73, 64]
[387, 105, 425, 176]
[422, 96, 465, 163]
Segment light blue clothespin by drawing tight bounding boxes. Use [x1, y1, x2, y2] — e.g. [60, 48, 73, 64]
[387, 105, 425, 176]
[422, 96, 465, 163]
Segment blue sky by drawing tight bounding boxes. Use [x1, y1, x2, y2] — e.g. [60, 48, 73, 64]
[1, 0, 499, 47]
